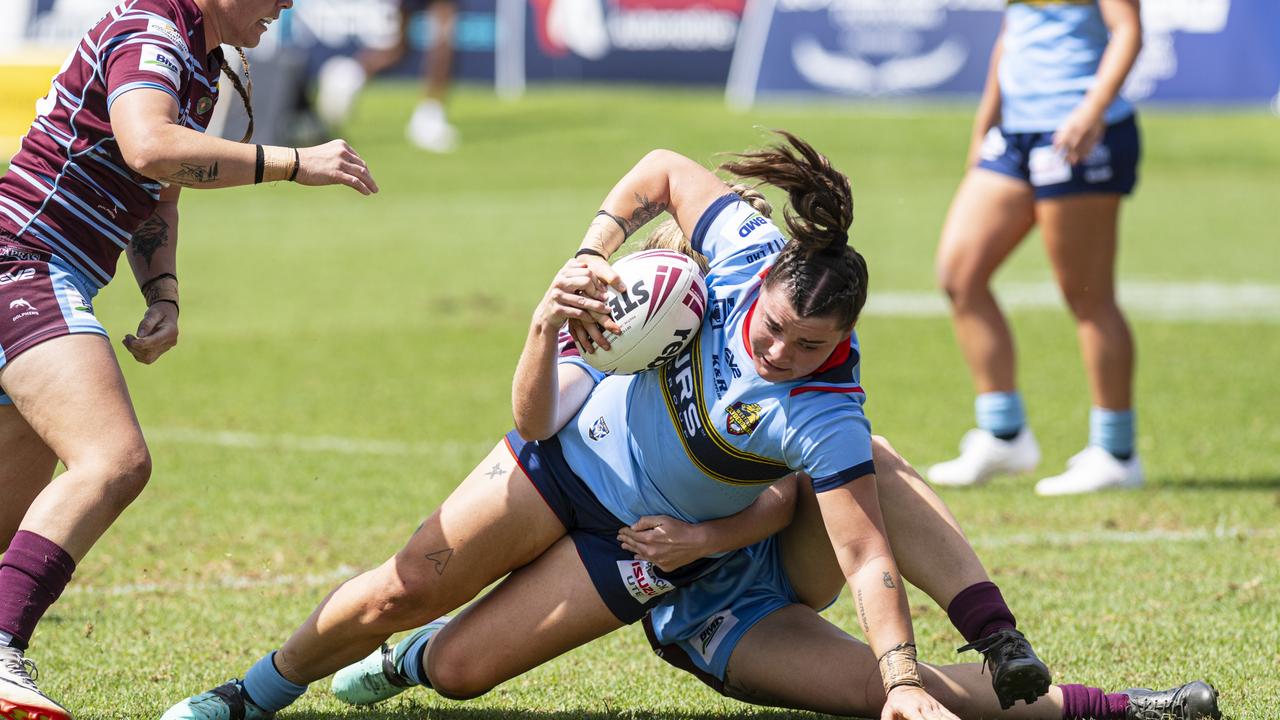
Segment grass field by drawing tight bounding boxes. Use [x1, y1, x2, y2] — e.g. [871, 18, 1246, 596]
[7, 84, 1279, 719]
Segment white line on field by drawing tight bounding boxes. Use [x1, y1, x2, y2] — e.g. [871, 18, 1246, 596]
[972, 524, 1277, 548]
[867, 280, 1280, 322]
[145, 427, 489, 458]
[65, 564, 362, 597]
[65, 527, 1273, 598]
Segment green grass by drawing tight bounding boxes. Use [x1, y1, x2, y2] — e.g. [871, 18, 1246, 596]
[11, 84, 1280, 718]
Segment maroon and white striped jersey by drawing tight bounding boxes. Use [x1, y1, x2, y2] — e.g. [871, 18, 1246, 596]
[0, 0, 221, 288]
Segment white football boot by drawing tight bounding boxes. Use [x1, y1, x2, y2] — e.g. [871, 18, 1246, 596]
[0, 646, 71, 720]
[1034, 446, 1144, 496]
[315, 56, 367, 128]
[927, 428, 1041, 487]
[406, 100, 458, 153]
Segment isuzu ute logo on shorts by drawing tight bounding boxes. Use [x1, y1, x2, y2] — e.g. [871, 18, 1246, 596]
[617, 560, 674, 604]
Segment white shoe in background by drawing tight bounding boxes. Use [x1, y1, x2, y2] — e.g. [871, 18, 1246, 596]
[406, 100, 458, 153]
[1034, 446, 1144, 496]
[316, 56, 367, 128]
[927, 428, 1041, 487]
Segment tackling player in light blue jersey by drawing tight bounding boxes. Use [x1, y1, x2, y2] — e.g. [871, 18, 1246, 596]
[931, 0, 1146, 495]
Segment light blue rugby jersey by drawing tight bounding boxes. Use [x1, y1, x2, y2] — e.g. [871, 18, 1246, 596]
[557, 194, 874, 527]
[999, 0, 1134, 133]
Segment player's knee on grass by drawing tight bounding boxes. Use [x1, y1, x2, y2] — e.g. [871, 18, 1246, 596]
[423, 627, 499, 700]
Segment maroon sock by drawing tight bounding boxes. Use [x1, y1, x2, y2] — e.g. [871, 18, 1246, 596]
[0, 531, 76, 650]
[947, 581, 1017, 643]
[1059, 684, 1130, 719]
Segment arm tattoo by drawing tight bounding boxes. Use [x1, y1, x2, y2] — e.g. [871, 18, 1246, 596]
[883, 571, 896, 589]
[425, 548, 454, 576]
[485, 463, 506, 479]
[856, 588, 870, 634]
[618, 193, 668, 237]
[130, 214, 169, 269]
[165, 161, 220, 186]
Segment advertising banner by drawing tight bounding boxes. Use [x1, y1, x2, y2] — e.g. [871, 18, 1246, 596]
[728, 0, 1280, 108]
[517, 0, 746, 85]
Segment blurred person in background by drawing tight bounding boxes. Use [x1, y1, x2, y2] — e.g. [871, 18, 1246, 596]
[0, 0, 375, 717]
[928, 0, 1145, 496]
[314, 0, 459, 152]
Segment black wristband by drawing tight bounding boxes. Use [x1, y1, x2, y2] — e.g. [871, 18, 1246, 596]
[148, 298, 179, 314]
[595, 209, 629, 237]
[140, 272, 178, 293]
[574, 248, 607, 260]
[288, 147, 300, 182]
[254, 144, 265, 184]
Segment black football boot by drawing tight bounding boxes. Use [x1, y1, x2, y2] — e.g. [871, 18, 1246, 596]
[957, 627, 1052, 709]
[1125, 680, 1221, 720]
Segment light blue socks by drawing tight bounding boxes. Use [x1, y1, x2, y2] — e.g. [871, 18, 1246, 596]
[399, 631, 435, 687]
[243, 651, 307, 711]
[1090, 407, 1135, 460]
[975, 391, 1026, 440]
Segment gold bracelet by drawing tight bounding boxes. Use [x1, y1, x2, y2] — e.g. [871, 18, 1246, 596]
[261, 145, 297, 183]
[878, 642, 923, 694]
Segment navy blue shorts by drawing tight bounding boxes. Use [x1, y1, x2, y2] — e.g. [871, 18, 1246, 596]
[977, 114, 1140, 199]
[504, 430, 733, 624]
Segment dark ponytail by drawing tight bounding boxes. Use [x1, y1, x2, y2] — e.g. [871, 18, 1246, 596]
[217, 47, 254, 143]
[720, 130, 867, 328]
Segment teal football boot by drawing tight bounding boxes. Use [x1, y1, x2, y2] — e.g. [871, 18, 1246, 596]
[331, 618, 450, 706]
[160, 681, 273, 720]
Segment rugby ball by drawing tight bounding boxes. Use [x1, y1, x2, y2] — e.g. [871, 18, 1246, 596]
[577, 249, 707, 375]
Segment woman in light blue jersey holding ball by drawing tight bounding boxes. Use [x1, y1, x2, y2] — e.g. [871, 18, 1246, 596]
[929, 0, 1145, 495]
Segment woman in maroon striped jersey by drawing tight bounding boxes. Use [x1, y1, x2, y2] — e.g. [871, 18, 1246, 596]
[0, 1, 377, 717]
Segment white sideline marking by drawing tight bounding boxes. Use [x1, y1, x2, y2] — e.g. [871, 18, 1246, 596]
[973, 524, 1277, 549]
[66, 527, 1273, 598]
[65, 564, 362, 598]
[867, 281, 1280, 322]
[146, 427, 489, 458]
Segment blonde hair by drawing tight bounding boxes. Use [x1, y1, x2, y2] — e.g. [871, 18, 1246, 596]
[639, 184, 773, 273]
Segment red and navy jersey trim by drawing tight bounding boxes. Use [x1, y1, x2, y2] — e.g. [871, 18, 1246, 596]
[689, 193, 741, 257]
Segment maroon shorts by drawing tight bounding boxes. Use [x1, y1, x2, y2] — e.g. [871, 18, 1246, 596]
[0, 228, 107, 404]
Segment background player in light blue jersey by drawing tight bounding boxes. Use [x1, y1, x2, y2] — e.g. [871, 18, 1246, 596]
[164, 133, 996, 720]
[929, 0, 1145, 495]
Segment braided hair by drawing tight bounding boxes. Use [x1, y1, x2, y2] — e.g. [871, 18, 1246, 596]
[720, 130, 866, 328]
[216, 47, 254, 143]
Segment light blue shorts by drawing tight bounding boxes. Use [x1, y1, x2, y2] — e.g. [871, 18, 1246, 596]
[643, 535, 838, 687]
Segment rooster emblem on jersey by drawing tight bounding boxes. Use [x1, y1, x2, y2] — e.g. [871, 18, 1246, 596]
[725, 401, 763, 436]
